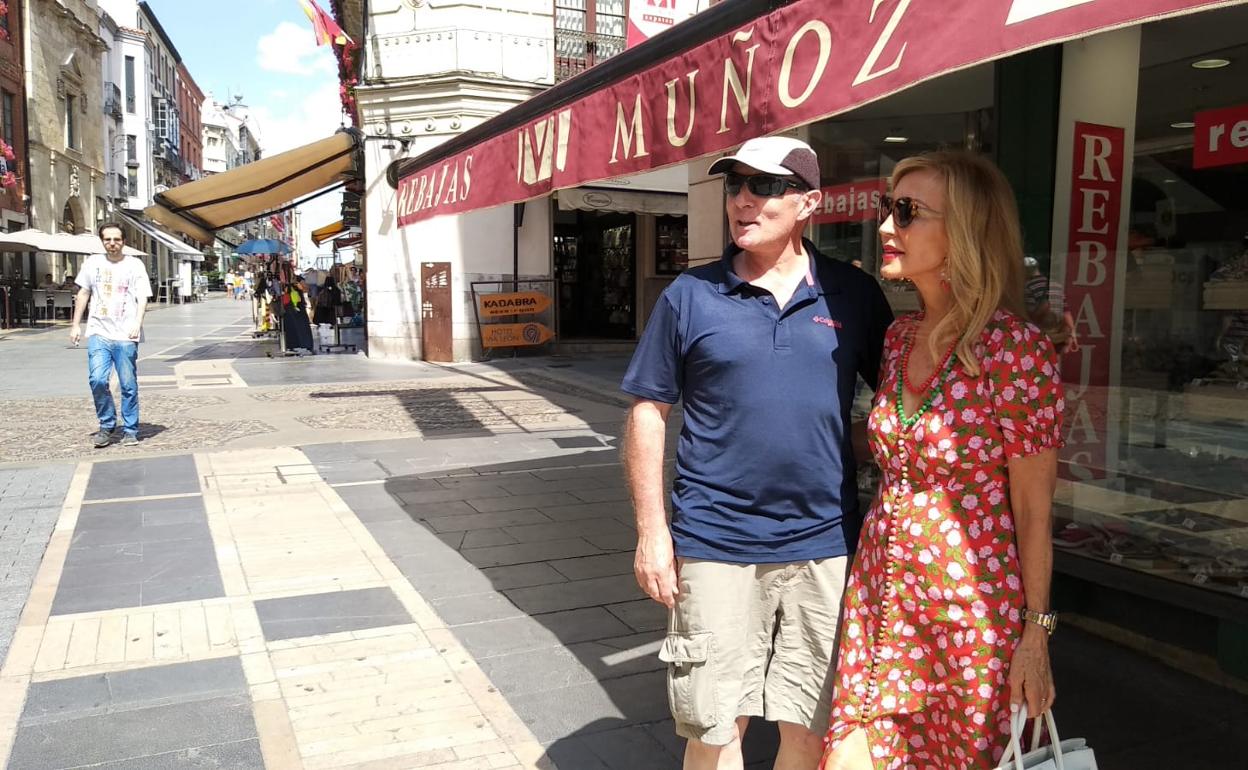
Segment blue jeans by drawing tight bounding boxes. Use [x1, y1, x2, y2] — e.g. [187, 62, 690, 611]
[87, 336, 139, 436]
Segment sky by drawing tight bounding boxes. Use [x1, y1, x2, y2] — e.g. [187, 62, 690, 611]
[144, 0, 347, 267]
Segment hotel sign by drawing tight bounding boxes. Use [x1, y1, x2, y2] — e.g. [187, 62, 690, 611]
[397, 0, 1240, 226]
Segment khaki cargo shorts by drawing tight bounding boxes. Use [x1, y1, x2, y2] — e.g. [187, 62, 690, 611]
[658, 557, 848, 746]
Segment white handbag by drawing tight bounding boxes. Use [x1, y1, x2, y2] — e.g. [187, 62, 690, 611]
[994, 706, 1098, 770]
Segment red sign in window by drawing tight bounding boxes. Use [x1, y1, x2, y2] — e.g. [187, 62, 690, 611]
[1193, 104, 1248, 169]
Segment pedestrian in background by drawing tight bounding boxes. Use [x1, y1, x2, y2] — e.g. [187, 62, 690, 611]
[621, 136, 892, 770]
[822, 151, 1064, 770]
[69, 223, 152, 448]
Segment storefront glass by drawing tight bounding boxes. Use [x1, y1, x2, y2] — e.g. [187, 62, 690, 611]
[809, 14, 1248, 618]
[1052, 8, 1248, 605]
[807, 65, 995, 317]
[554, 209, 636, 338]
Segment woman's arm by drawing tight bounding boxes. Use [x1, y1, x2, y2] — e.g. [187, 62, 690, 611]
[1006, 447, 1058, 716]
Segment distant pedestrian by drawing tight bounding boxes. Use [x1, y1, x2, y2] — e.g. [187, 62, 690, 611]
[69, 223, 152, 448]
[224, 269, 237, 299]
[621, 136, 892, 770]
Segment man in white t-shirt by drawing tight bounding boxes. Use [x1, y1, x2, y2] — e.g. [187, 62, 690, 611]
[69, 223, 153, 448]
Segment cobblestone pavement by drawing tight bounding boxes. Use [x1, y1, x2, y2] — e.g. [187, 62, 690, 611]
[0, 392, 275, 464]
[0, 466, 73, 663]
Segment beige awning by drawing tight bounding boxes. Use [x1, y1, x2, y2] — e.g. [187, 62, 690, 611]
[557, 187, 687, 217]
[146, 129, 361, 238]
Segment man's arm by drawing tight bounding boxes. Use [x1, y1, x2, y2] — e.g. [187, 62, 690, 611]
[622, 398, 677, 608]
[69, 288, 90, 345]
[130, 297, 147, 340]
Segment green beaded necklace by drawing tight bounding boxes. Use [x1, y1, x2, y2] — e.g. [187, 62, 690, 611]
[895, 326, 957, 431]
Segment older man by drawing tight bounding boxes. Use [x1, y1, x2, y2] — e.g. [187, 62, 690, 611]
[70, 223, 151, 448]
[621, 137, 893, 770]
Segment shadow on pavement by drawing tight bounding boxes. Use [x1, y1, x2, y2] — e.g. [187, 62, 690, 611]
[304, 361, 1248, 770]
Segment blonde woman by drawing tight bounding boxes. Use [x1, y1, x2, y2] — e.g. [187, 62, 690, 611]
[822, 151, 1064, 770]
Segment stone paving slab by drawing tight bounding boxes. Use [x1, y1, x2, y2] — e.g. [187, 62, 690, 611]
[255, 587, 413, 642]
[83, 456, 201, 501]
[9, 657, 259, 769]
[0, 465, 74, 663]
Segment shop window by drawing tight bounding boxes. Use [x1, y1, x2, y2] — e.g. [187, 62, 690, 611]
[655, 215, 688, 275]
[807, 64, 995, 316]
[555, 210, 636, 339]
[1052, 6, 1248, 610]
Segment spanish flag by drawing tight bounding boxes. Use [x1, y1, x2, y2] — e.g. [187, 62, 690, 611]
[298, 0, 353, 46]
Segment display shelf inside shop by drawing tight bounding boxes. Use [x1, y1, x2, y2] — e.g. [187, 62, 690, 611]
[1202, 280, 1248, 310]
[655, 216, 688, 276]
[1051, 475, 1248, 609]
[1124, 265, 1175, 310]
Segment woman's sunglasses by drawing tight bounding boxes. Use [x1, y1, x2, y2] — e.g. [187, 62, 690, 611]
[724, 172, 807, 198]
[877, 195, 941, 228]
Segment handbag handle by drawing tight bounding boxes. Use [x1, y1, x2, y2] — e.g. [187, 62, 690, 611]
[997, 705, 1064, 770]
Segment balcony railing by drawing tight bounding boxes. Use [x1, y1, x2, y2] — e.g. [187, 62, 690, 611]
[554, 30, 625, 83]
[104, 82, 122, 119]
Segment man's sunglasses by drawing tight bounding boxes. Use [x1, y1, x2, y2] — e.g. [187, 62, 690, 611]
[877, 195, 941, 228]
[724, 172, 807, 198]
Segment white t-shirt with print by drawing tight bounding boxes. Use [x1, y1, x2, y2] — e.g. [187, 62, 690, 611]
[75, 254, 152, 342]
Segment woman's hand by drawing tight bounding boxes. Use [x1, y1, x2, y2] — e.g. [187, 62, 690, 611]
[1008, 624, 1055, 717]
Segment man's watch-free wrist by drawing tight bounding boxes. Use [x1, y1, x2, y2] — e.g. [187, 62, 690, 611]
[1022, 608, 1058, 635]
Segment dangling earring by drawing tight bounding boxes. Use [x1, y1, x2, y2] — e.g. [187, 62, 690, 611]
[939, 266, 951, 292]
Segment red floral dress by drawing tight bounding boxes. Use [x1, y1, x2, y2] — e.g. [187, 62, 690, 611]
[826, 310, 1064, 769]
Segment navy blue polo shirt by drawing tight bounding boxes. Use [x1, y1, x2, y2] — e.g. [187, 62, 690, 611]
[621, 240, 893, 563]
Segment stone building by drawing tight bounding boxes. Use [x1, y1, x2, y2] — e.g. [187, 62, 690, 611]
[352, 0, 556, 360]
[23, 0, 107, 281]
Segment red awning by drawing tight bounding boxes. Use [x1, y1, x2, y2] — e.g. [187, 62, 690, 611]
[394, 0, 1239, 227]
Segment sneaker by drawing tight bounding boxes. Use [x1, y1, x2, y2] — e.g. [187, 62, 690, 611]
[120, 433, 139, 447]
[92, 429, 113, 448]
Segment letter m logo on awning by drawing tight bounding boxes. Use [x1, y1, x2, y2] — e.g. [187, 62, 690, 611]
[517, 109, 573, 186]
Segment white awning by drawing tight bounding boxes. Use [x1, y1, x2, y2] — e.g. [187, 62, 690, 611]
[557, 187, 687, 217]
[119, 212, 205, 262]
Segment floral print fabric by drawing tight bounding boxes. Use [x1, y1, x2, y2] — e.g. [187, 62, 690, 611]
[827, 310, 1064, 769]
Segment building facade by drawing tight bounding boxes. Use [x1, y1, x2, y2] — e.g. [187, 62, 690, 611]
[174, 61, 202, 185]
[135, 2, 179, 197]
[24, 0, 107, 281]
[97, 9, 148, 214]
[200, 96, 240, 176]
[352, 0, 556, 360]
[0, 0, 28, 283]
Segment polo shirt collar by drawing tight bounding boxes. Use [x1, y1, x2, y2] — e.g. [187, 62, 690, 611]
[717, 238, 837, 296]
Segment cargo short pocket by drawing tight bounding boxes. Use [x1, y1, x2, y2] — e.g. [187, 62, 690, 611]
[659, 631, 717, 729]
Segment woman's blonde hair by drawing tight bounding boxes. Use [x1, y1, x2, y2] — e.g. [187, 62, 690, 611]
[891, 150, 1031, 376]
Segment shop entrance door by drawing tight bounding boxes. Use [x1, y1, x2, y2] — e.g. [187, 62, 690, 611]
[555, 211, 636, 339]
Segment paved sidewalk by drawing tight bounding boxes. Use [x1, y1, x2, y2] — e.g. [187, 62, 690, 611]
[0, 450, 552, 769]
[1, 297, 1246, 769]
[0, 467, 73, 664]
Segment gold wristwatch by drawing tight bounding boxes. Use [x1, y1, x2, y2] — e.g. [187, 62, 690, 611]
[1022, 608, 1058, 635]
